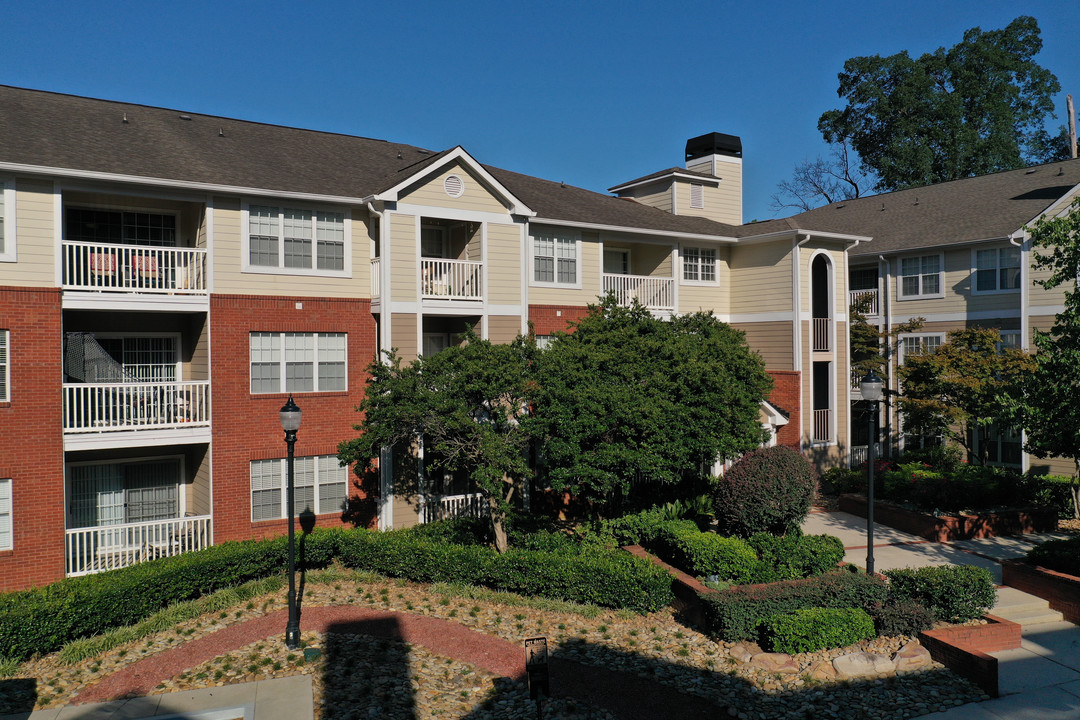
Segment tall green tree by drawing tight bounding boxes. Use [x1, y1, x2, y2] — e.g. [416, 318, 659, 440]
[527, 299, 772, 514]
[897, 327, 1034, 465]
[1023, 198, 1080, 517]
[338, 332, 534, 552]
[819, 16, 1061, 192]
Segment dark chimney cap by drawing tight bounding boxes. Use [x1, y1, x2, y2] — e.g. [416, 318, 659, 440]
[686, 132, 742, 161]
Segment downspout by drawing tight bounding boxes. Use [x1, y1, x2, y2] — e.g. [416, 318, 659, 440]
[367, 200, 393, 530]
[878, 254, 893, 458]
[1010, 231, 1030, 473]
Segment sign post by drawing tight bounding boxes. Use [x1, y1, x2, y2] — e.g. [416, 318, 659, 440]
[524, 636, 549, 719]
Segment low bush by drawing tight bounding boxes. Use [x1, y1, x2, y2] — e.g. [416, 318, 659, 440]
[712, 446, 818, 537]
[650, 520, 759, 583]
[404, 516, 491, 545]
[884, 565, 996, 623]
[593, 507, 672, 547]
[762, 607, 876, 653]
[867, 599, 936, 637]
[1026, 535, 1080, 577]
[1025, 475, 1078, 519]
[820, 467, 862, 495]
[746, 533, 845, 582]
[700, 571, 888, 642]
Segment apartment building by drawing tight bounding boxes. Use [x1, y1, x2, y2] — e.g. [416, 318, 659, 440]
[1, 86, 865, 590]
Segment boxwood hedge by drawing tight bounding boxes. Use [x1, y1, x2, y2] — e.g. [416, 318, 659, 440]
[883, 565, 996, 623]
[762, 607, 876, 653]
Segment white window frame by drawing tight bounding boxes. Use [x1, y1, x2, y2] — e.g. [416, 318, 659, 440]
[249, 332, 348, 394]
[689, 183, 704, 209]
[897, 253, 944, 300]
[0, 330, 8, 402]
[530, 229, 581, 289]
[681, 246, 718, 284]
[971, 246, 1021, 295]
[0, 179, 15, 262]
[250, 455, 348, 522]
[241, 202, 351, 278]
[0, 478, 10, 550]
[897, 332, 945, 365]
[998, 330, 1022, 350]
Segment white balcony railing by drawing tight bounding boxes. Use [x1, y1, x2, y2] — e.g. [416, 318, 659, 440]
[421, 259, 483, 300]
[422, 492, 488, 523]
[65, 515, 212, 577]
[63, 381, 210, 433]
[813, 408, 833, 443]
[849, 443, 884, 468]
[62, 241, 207, 294]
[812, 318, 831, 352]
[603, 274, 675, 311]
[849, 289, 879, 316]
[371, 258, 381, 297]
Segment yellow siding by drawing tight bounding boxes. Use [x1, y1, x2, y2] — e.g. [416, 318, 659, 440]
[188, 315, 210, 382]
[389, 213, 417, 303]
[620, 183, 672, 213]
[391, 313, 418, 362]
[188, 445, 211, 517]
[891, 247, 1023, 317]
[487, 223, 521, 305]
[732, 322, 794, 371]
[529, 231, 602, 305]
[487, 315, 521, 344]
[399, 163, 508, 214]
[674, 175, 742, 225]
[0, 179, 55, 287]
[729, 241, 792, 314]
[800, 245, 848, 316]
[1029, 456, 1077, 476]
[1029, 244, 1068, 310]
[678, 283, 725, 314]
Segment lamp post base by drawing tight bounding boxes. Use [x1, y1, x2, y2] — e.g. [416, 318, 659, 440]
[285, 626, 301, 650]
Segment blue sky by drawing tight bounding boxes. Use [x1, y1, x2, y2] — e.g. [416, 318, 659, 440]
[3, 1, 1078, 222]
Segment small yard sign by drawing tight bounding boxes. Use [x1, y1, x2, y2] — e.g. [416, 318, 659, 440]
[524, 636, 549, 700]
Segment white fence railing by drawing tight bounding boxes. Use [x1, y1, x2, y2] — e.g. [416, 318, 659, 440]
[813, 408, 833, 443]
[63, 241, 207, 294]
[849, 289, 879, 316]
[66, 515, 212, 577]
[849, 443, 884, 468]
[371, 258, 381, 297]
[421, 259, 483, 300]
[63, 381, 210, 433]
[812, 318, 831, 352]
[423, 493, 488, 523]
[603, 274, 675, 311]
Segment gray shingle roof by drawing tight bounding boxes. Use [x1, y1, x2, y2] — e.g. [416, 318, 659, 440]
[608, 166, 720, 192]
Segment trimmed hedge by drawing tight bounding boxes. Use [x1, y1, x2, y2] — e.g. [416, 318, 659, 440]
[1027, 535, 1080, 577]
[867, 599, 936, 637]
[883, 565, 996, 623]
[700, 571, 889, 642]
[746, 533, 845, 582]
[649, 520, 759, 583]
[712, 446, 818, 537]
[762, 607, 876, 654]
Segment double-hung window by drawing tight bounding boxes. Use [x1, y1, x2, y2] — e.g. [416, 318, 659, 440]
[532, 230, 578, 285]
[974, 247, 1020, 293]
[898, 333, 944, 364]
[0, 478, 9, 550]
[250, 332, 346, 393]
[250, 455, 348, 521]
[682, 247, 717, 282]
[247, 205, 346, 273]
[0, 179, 15, 262]
[0, 330, 8, 402]
[898, 254, 942, 299]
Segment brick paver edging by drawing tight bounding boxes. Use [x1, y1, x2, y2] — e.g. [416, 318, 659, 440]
[74, 606, 727, 720]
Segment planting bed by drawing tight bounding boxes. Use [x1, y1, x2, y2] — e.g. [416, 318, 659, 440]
[838, 494, 1058, 542]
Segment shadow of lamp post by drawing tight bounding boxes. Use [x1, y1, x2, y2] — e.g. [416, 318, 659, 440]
[859, 370, 883, 575]
[280, 394, 302, 649]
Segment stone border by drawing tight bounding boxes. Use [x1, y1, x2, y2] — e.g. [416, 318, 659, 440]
[1002, 559, 1080, 624]
[838, 494, 1057, 542]
[917, 614, 1021, 698]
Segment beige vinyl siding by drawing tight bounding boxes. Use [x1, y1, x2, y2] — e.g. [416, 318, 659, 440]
[729, 242, 792, 314]
[393, 494, 420, 529]
[1030, 456, 1077, 477]
[487, 315, 521, 344]
[529, 230, 602, 305]
[399, 164, 508, 215]
[188, 445, 211, 517]
[487, 223, 521, 304]
[890, 246, 1021, 317]
[1029, 244, 1069, 311]
[391, 313, 418, 362]
[619, 182, 673, 213]
[0, 179, 54, 287]
[799, 245, 848, 316]
[188, 315, 210, 382]
[678, 283, 724, 314]
[674, 176, 741, 225]
[389, 213, 417, 303]
[731, 321, 793, 371]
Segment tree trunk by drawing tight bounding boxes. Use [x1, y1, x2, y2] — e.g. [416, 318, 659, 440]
[489, 493, 508, 554]
[1072, 459, 1080, 521]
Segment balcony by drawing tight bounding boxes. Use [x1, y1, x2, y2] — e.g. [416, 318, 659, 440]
[603, 274, 675, 312]
[421, 258, 483, 301]
[849, 289, 879, 316]
[423, 492, 487, 523]
[812, 318, 832, 352]
[62, 241, 207, 295]
[65, 515, 212, 577]
[813, 408, 833, 443]
[63, 381, 210, 434]
[371, 258, 381, 298]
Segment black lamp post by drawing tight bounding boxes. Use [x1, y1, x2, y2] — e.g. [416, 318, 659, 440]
[859, 370, 883, 576]
[280, 395, 302, 649]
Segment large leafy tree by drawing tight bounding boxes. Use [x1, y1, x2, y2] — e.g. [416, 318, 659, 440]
[527, 299, 772, 514]
[819, 16, 1061, 193]
[1023, 198, 1080, 517]
[897, 327, 1034, 465]
[338, 331, 534, 552]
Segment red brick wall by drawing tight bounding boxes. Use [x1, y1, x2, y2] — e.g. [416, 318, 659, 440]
[1002, 560, 1080, 624]
[209, 295, 378, 543]
[0, 287, 66, 591]
[766, 370, 801, 449]
[527, 305, 591, 336]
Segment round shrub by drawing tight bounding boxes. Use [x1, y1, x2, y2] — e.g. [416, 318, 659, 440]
[1027, 535, 1080, 576]
[712, 446, 819, 537]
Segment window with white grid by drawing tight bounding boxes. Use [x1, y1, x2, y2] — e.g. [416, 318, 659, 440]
[898, 333, 944, 364]
[682, 247, 717, 283]
[974, 247, 1020, 293]
[250, 455, 348, 521]
[0, 478, 10, 550]
[245, 204, 348, 274]
[250, 332, 346, 393]
[0, 330, 7, 402]
[898, 254, 943, 299]
[532, 230, 578, 286]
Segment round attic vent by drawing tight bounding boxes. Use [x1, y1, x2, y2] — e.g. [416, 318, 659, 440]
[444, 174, 465, 198]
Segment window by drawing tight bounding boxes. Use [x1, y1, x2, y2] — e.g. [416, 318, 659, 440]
[898, 333, 944, 364]
[68, 460, 180, 528]
[534, 335, 555, 350]
[983, 425, 1022, 467]
[689, 183, 704, 209]
[0, 330, 7, 402]
[998, 331, 1022, 350]
[682, 247, 717, 282]
[246, 205, 346, 273]
[974, 247, 1020, 292]
[250, 455, 347, 521]
[250, 332, 346, 394]
[898, 254, 942, 299]
[66, 208, 177, 246]
[0, 179, 13, 262]
[0, 478, 10, 550]
[532, 230, 578, 285]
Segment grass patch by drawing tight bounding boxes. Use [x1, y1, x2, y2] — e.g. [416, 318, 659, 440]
[429, 581, 607, 618]
[0, 657, 20, 678]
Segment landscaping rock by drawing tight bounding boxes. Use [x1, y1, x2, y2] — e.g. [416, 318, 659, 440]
[832, 652, 895, 678]
[728, 643, 757, 663]
[805, 660, 837, 682]
[892, 642, 932, 672]
[750, 652, 799, 674]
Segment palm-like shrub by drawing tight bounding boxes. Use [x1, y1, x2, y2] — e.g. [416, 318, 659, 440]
[712, 446, 818, 537]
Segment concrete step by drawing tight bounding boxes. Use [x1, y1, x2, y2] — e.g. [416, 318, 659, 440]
[993, 587, 1065, 627]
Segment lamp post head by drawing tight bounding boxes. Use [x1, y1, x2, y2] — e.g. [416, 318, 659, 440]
[279, 395, 302, 433]
[860, 369, 884, 403]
